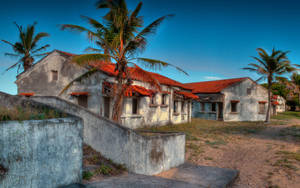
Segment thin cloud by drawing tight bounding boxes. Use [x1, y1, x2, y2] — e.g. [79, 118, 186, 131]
[204, 76, 222, 80]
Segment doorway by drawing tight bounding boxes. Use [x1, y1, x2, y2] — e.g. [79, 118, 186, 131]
[218, 102, 223, 120]
[103, 96, 110, 118]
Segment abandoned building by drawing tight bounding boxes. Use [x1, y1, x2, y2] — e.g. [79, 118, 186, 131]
[15, 50, 198, 128]
[184, 77, 269, 121]
[272, 95, 286, 115]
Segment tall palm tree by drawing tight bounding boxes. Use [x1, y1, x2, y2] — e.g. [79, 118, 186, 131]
[243, 48, 294, 122]
[61, 0, 187, 123]
[1, 22, 50, 72]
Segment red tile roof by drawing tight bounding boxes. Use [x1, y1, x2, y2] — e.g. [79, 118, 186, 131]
[103, 81, 154, 97]
[175, 90, 199, 100]
[58, 50, 190, 90]
[272, 101, 279, 105]
[185, 77, 249, 93]
[19, 92, 35, 96]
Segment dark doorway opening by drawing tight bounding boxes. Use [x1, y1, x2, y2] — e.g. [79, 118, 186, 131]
[104, 96, 110, 118]
[78, 95, 88, 108]
[218, 102, 223, 120]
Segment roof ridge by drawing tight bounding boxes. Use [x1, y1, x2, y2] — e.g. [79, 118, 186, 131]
[185, 77, 249, 84]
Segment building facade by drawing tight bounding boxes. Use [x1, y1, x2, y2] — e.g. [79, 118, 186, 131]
[15, 50, 198, 129]
[185, 78, 269, 121]
[272, 95, 286, 115]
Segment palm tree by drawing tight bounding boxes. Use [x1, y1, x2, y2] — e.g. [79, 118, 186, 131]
[1, 22, 50, 72]
[243, 48, 294, 122]
[61, 0, 187, 123]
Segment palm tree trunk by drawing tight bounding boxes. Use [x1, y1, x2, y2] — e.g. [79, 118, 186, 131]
[265, 78, 272, 122]
[112, 76, 124, 123]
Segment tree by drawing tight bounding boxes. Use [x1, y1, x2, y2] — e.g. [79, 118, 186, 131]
[261, 82, 289, 99]
[1, 22, 50, 72]
[61, 0, 187, 123]
[243, 48, 294, 122]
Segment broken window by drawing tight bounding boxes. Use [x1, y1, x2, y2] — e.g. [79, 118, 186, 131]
[132, 98, 139, 114]
[78, 95, 88, 108]
[201, 102, 205, 111]
[181, 101, 185, 113]
[174, 100, 178, 113]
[231, 101, 238, 112]
[247, 88, 251, 95]
[150, 94, 156, 105]
[211, 103, 216, 112]
[162, 94, 167, 105]
[51, 70, 58, 81]
[259, 103, 266, 114]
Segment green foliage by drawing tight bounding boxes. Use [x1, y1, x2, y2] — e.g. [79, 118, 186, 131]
[1, 22, 50, 72]
[0, 106, 67, 121]
[82, 171, 94, 180]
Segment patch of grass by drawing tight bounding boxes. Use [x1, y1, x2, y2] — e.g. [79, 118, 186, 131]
[276, 151, 300, 161]
[138, 118, 266, 141]
[279, 126, 300, 140]
[205, 139, 227, 148]
[272, 111, 300, 120]
[95, 165, 113, 175]
[0, 106, 67, 121]
[83, 171, 94, 180]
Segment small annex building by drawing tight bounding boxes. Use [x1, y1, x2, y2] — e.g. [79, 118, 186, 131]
[271, 95, 286, 115]
[15, 50, 198, 129]
[185, 77, 268, 121]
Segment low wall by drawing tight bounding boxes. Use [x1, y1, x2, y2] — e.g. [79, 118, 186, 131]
[0, 118, 83, 188]
[32, 96, 185, 175]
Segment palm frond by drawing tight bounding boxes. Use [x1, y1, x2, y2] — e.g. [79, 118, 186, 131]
[4, 53, 20, 57]
[72, 53, 111, 66]
[84, 47, 102, 53]
[59, 68, 98, 96]
[5, 59, 22, 72]
[137, 57, 188, 75]
[81, 15, 108, 33]
[31, 44, 50, 54]
[1, 40, 15, 47]
[60, 24, 98, 41]
[32, 32, 49, 48]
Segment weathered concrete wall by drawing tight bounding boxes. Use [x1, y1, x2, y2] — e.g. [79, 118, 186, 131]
[15, 50, 87, 96]
[222, 79, 268, 121]
[0, 118, 83, 188]
[31, 96, 185, 175]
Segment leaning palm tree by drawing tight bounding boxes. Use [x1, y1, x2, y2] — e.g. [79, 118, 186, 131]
[61, 0, 187, 123]
[1, 22, 50, 72]
[243, 48, 295, 122]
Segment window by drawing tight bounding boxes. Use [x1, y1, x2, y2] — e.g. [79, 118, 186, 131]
[132, 98, 139, 114]
[78, 95, 88, 108]
[181, 101, 185, 113]
[51, 70, 58, 81]
[174, 100, 178, 113]
[211, 103, 216, 112]
[231, 101, 238, 112]
[150, 94, 156, 105]
[162, 94, 167, 105]
[259, 103, 266, 114]
[201, 103, 205, 112]
[247, 88, 251, 95]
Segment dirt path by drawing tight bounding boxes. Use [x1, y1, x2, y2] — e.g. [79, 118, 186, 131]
[187, 120, 300, 188]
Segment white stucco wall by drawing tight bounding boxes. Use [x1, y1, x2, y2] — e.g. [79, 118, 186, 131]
[222, 79, 268, 121]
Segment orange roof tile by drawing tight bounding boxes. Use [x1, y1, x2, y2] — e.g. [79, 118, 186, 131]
[175, 90, 199, 100]
[185, 78, 249, 93]
[19, 92, 34, 96]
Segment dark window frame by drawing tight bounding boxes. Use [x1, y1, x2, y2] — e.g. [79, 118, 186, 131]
[231, 102, 238, 113]
[51, 70, 58, 81]
[132, 97, 139, 114]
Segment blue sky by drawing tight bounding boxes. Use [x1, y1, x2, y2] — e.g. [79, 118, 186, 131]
[1, 0, 300, 94]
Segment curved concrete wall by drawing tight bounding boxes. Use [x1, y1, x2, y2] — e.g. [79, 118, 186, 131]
[31, 96, 185, 175]
[0, 118, 83, 188]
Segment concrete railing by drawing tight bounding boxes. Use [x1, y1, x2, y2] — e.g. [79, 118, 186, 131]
[32, 96, 185, 175]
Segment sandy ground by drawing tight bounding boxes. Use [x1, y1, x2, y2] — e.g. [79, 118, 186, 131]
[186, 119, 300, 188]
